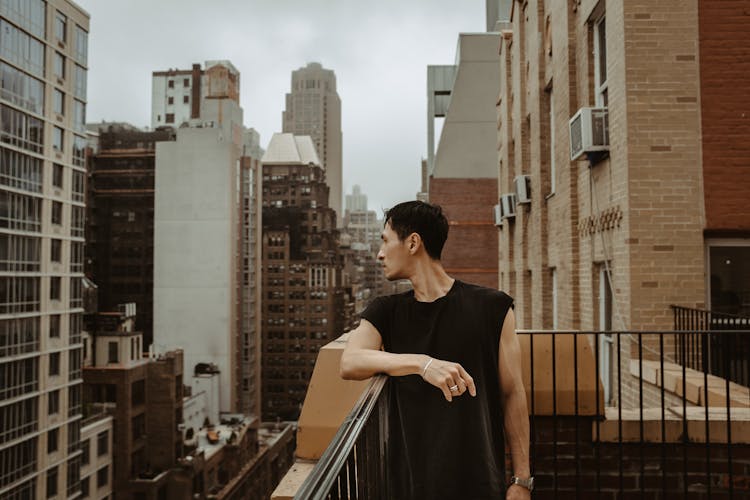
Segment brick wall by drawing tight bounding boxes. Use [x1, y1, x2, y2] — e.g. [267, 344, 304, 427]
[511, 415, 750, 499]
[699, 0, 750, 232]
[429, 177, 498, 289]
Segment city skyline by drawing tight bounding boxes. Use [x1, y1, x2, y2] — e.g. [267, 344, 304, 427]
[73, 0, 485, 213]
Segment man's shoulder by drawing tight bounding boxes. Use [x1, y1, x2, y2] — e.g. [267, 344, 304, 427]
[457, 280, 514, 303]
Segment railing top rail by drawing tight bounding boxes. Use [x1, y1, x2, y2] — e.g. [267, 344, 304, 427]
[294, 374, 388, 500]
[516, 329, 750, 334]
[670, 304, 750, 320]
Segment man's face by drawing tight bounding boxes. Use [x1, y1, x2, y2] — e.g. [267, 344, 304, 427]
[377, 223, 411, 281]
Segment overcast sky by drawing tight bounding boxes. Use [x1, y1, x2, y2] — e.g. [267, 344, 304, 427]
[74, 0, 485, 212]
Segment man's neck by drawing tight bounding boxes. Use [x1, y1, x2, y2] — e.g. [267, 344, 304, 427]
[409, 261, 455, 302]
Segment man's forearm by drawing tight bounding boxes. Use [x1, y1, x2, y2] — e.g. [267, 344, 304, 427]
[340, 348, 428, 380]
[503, 387, 530, 477]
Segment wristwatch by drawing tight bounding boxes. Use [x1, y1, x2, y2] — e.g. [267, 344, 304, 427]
[509, 475, 534, 492]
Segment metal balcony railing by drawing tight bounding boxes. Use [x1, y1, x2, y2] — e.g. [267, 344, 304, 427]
[672, 305, 750, 386]
[299, 330, 750, 499]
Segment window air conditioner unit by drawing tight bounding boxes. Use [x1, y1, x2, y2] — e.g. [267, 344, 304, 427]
[569, 107, 609, 160]
[514, 175, 531, 204]
[493, 204, 503, 227]
[501, 193, 517, 219]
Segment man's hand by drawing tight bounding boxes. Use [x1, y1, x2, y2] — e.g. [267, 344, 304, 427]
[506, 484, 531, 499]
[422, 357, 477, 402]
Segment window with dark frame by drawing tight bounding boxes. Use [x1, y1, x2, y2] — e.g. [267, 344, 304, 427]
[49, 352, 60, 376]
[51, 239, 62, 262]
[50, 276, 61, 300]
[48, 389, 60, 414]
[52, 201, 63, 225]
[107, 341, 118, 363]
[47, 466, 58, 498]
[49, 314, 61, 337]
[97, 430, 108, 456]
[53, 164, 64, 188]
[47, 427, 58, 453]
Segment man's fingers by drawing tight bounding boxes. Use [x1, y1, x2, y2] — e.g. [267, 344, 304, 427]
[457, 365, 477, 397]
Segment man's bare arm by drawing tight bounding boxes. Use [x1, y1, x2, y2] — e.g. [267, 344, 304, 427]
[340, 319, 476, 402]
[497, 309, 531, 495]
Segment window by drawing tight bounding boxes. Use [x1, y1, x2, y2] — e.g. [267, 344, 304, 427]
[49, 351, 60, 376]
[96, 430, 108, 456]
[0, 19, 45, 76]
[46, 466, 58, 498]
[74, 65, 86, 99]
[48, 389, 60, 415]
[80, 475, 89, 497]
[71, 170, 85, 202]
[47, 427, 58, 453]
[107, 342, 118, 363]
[183, 95, 189, 104]
[168, 79, 174, 88]
[183, 78, 189, 87]
[165, 113, 174, 123]
[54, 11, 66, 42]
[49, 313, 60, 337]
[708, 242, 750, 315]
[131, 380, 145, 406]
[53, 126, 64, 151]
[72, 135, 86, 167]
[50, 276, 61, 300]
[54, 52, 65, 79]
[0, 234, 41, 272]
[167, 96, 173, 105]
[0, 398, 37, 444]
[53, 89, 64, 115]
[132, 413, 145, 440]
[1, 105, 44, 153]
[51, 201, 62, 225]
[97, 466, 108, 488]
[74, 25, 88, 64]
[551, 268, 558, 330]
[80, 438, 90, 465]
[53, 163, 63, 188]
[50, 239, 62, 263]
[598, 264, 614, 404]
[593, 16, 608, 106]
[73, 100, 85, 133]
[549, 88, 556, 194]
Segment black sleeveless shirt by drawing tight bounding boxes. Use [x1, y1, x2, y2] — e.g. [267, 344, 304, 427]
[361, 280, 514, 500]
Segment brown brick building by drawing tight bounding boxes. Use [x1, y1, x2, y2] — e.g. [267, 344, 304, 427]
[86, 124, 174, 349]
[261, 133, 346, 421]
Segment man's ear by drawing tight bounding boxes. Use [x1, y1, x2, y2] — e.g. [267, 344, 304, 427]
[408, 233, 421, 254]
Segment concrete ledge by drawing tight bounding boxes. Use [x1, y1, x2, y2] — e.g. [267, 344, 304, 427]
[597, 407, 750, 443]
[630, 360, 750, 408]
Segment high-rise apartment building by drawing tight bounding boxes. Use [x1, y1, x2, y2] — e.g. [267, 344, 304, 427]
[282, 63, 343, 226]
[261, 133, 346, 420]
[153, 61, 263, 417]
[86, 125, 174, 349]
[0, 1, 89, 497]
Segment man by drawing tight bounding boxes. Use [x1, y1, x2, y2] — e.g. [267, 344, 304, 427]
[340, 201, 532, 499]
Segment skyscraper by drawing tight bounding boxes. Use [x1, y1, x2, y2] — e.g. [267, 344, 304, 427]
[0, 1, 89, 497]
[86, 124, 175, 349]
[152, 61, 263, 416]
[282, 63, 343, 227]
[261, 133, 346, 420]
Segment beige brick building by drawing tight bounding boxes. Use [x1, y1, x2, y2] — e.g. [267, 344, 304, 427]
[497, 0, 719, 334]
[496, 0, 750, 406]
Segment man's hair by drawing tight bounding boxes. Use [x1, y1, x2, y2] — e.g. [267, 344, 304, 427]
[384, 201, 449, 260]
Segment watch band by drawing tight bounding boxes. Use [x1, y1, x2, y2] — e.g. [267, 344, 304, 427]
[510, 475, 534, 492]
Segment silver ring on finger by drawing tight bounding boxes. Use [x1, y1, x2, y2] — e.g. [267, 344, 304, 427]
[449, 384, 459, 392]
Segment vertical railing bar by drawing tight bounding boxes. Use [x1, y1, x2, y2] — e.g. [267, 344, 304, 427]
[617, 332, 623, 497]
[595, 331, 601, 500]
[726, 331, 734, 500]
[529, 332, 536, 489]
[638, 332, 644, 500]
[552, 330, 558, 498]
[573, 332, 581, 498]
[660, 333, 667, 497]
[682, 326, 688, 500]
[703, 330, 711, 499]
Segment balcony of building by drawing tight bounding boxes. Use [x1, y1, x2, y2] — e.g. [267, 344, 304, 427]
[273, 324, 750, 499]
